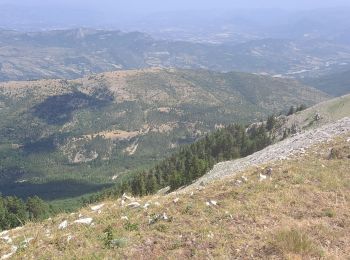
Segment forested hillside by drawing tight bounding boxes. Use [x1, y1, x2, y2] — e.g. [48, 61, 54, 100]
[0, 117, 273, 231]
[0, 68, 327, 204]
[303, 69, 350, 96]
[86, 120, 273, 203]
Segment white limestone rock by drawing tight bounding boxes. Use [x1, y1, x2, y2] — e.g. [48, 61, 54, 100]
[90, 204, 105, 211]
[74, 217, 93, 225]
[58, 220, 68, 230]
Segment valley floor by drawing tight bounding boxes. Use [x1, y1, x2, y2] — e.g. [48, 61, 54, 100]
[1, 134, 349, 259]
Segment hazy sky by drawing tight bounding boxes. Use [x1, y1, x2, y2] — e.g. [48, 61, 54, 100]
[2, 0, 350, 12]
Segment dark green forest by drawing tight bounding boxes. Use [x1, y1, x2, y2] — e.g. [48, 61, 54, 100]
[1, 117, 275, 231]
[0, 195, 52, 231]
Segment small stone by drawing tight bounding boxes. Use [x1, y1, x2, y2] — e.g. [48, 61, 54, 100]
[173, 198, 179, 203]
[206, 200, 218, 207]
[266, 168, 273, 176]
[67, 235, 74, 242]
[143, 203, 151, 209]
[210, 200, 218, 206]
[121, 216, 129, 221]
[162, 213, 168, 220]
[241, 176, 248, 182]
[259, 173, 267, 182]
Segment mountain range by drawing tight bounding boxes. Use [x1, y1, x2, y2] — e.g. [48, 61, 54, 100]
[1, 28, 350, 88]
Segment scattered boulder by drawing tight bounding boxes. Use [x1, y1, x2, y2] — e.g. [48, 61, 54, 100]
[173, 198, 179, 203]
[0, 231, 9, 237]
[90, 204, 105, 211]
[127, 202, 141, 209]
[148, 212, 172, 225]
[1, 235, 12, 244]
[20, 237, 34, 248]
[314, 113, 321, 121]
[156, 186, 171, 195]
[122, 193, 134, 201]
[74, 217, 93, 225]
[1, 245, 18, 260]
[143, 203, 151, 209]
[121, 216, 129, 221]
[235, 179, 242, 186]
[58, 220, 68, 230]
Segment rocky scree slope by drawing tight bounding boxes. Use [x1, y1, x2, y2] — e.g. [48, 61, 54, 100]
[185, 117, 350, 190]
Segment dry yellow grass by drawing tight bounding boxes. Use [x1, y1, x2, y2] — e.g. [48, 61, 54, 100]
[1, 136, 349, 259]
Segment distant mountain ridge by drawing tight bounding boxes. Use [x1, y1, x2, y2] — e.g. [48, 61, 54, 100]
[1, 28, 350, 83]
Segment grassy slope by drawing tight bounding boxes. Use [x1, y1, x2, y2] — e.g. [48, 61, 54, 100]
[0, 68, 328, 202]
[281, 94, 350, 131]
[1, 135, 349, 259]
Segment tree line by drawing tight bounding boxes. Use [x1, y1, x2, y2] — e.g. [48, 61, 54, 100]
[0, 195, 52, 231]
[84, 120, 273, 203]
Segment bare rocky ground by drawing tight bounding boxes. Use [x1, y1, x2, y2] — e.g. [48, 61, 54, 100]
[184, 117, 350, 191]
